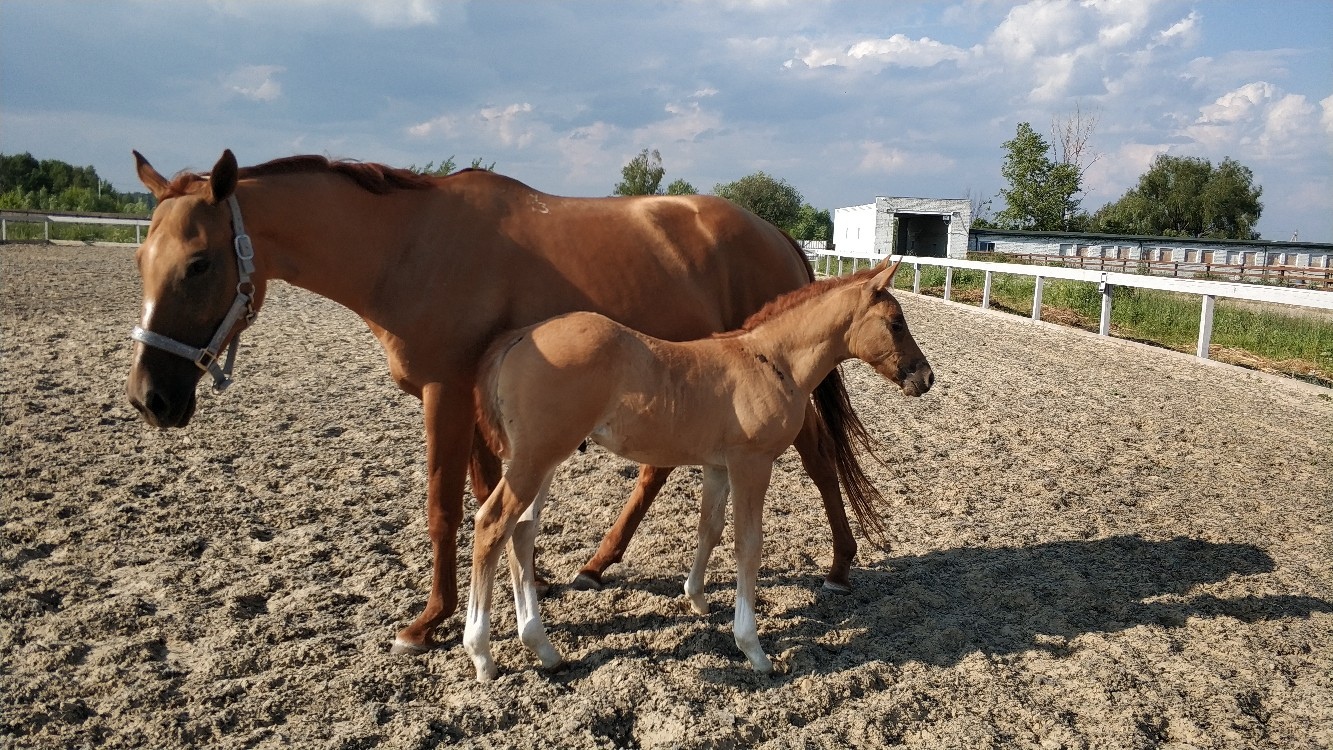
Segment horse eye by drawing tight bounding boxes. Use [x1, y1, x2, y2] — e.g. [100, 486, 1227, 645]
[185, 257, 212, 279]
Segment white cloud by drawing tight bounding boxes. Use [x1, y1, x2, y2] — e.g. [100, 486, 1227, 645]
[856, 142, 956, 176]
[209, 0, 452, 28]
[406, 114, 458, 139]
[478, 103, 536, 148]
[1181, 82, 1325, 160]
[222, 65, 284, 102]
[1321, 95, 1333, 140]
[847, 35, 969, 68]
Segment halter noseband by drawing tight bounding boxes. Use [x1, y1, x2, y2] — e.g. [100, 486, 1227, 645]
[130, 194, 258, 393]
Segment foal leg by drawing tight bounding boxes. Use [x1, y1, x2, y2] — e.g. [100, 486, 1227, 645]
[728, 459, 774, 674]
[508, 474, 561, 669]
[472, 432, 552, 596]
[793, 403, 856, 593]
[684, 465, 729, 615]
[463, 462, 548, 682]
[572, 464, 674, 590]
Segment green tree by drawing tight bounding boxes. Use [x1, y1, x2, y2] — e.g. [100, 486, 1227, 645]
[614, 148, 666, 196]
[0, 152, 148, 213]
[409, 156, 494, 176]
[712, 171, 803, 231]
[994, 122, 1082, 231]
[1091, 155, 1262, 239]
[665, 178, 697, 195]
[788, 204, 832, 241]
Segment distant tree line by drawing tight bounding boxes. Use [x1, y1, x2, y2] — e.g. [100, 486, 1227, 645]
[0, 152, 152, 214]
[612, 149, 832, 242]
[979, 114, 1264, 240]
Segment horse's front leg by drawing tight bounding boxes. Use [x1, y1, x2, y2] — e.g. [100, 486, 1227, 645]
[572, 464, 675, 590]
[728, 458, 775, 674]
[508, 472, 561, 669]
[393, 381, 475, 655]
[684, 465, 729, 615]
[793, 402, 856, 593]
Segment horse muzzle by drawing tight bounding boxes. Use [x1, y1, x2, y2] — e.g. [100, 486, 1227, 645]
[899, 363, 934, 397]
[127, 353, 200, 428]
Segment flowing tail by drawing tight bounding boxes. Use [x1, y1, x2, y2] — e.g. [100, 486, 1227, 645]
[811, 367, 890, 549]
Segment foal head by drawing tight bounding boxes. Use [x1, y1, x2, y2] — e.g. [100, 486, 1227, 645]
[849, 261, 934, 397]
[126, 149, 266, 427]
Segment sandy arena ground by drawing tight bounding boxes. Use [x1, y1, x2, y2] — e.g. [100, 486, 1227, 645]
[3, 243, 1331, 749]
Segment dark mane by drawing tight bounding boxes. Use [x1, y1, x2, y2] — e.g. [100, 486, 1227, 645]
[736, 264, 883, 332]
[162, 154, 438, 199]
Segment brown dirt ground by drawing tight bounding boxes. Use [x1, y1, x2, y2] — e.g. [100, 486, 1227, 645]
[3, 243, 1331, 749]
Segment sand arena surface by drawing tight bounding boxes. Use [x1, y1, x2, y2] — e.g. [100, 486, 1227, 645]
[2, 243, 1331, 749]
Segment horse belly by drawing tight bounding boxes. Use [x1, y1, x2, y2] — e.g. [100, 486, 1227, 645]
[588, 418, 723, 468]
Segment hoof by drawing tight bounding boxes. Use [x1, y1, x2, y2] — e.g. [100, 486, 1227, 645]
[821, 578, 852, 595]
[569, 571, 604, 591]
[390, 637, 431, 656]
[535, 577, 552, 598]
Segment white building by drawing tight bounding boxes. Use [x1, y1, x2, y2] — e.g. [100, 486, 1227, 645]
[833, 197, 972, 259]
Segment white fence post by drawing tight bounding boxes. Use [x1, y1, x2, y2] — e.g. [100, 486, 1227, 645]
[1197, 295, 1216, 359]
[804, 250, 1333, 362]
[1098, 275, 1112, 336]
[982, 270, 993, 309]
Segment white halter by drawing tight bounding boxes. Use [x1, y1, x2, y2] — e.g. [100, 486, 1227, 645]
[130, 195, 258, 393]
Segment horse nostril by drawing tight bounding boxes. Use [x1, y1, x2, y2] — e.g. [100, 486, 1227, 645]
[145, 389, 171, 418]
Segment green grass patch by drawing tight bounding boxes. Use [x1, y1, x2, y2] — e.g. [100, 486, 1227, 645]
[2, 220, 143, 244]
[869, 262, 1333, 387]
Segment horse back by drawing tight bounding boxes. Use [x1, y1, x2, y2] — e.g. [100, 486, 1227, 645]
[454, 177, 813, 342]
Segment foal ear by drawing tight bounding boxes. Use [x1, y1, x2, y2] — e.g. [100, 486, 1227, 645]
[133, 150, 171, 201]
[868, 258, 902, 295]
[208, 149, 239, 204]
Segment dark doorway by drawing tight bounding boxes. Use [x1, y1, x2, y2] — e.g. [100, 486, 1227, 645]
[895, 213, 950, 257]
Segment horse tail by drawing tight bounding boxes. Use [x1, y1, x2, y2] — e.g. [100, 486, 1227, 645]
[811, 366, 891, 549]
[775, 229, 891, 547]
[473, 331, 525, 459]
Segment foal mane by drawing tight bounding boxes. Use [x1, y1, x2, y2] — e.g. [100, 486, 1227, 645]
[736, 265, 882, 332]
[161, 155, 438, 199]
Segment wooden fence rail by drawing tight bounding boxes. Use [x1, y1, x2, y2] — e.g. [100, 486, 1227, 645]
[811, 250, 1333, 362]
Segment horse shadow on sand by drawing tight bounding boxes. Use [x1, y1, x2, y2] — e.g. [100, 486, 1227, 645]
[552, 534, 1330, 681]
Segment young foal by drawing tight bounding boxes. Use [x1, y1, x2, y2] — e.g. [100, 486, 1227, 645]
[465, 260, 932, 680]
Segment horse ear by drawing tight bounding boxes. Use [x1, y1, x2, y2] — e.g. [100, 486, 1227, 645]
[208, 149, 239, 204]
[869, 258, 902, 294]
[134, 150, 171, 201]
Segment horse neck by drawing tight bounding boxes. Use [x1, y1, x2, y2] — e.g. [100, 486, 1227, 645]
[235, 174, 424, 320]
[742, 284, 860, 395]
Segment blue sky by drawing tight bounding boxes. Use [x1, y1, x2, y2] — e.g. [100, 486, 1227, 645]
[3, 0, 1330, 241]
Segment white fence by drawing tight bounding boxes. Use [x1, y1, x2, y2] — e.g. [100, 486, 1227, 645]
[813, 251, 1333, 362]
[0, 210, 151, 244]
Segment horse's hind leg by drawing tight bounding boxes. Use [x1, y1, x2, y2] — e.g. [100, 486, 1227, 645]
[572, 464, 674, 590]
[508, 474, 561, 669]
[463, 462, 551, 682]
[684, 465, 729, 615]
[793, 403, 856, 593]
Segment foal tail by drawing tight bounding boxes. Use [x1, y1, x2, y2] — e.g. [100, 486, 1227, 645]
[811, 368, 891, 548]
[473, 331, 525, 459]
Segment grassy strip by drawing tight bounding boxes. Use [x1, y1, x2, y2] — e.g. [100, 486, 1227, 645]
[2, 220, 143, 244]
[867, 263, 1333, 388]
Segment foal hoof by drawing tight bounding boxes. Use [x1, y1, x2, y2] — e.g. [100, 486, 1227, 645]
[821, 578, 852, 595]
[569, 571, 604, 591]
[389, 637, 431, 656]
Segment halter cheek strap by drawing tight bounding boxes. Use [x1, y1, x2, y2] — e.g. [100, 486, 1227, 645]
[130, 195, 258, 393]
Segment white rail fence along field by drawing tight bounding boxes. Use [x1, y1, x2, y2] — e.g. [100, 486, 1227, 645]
[0, 210, 151, 244]
[813, 250, 1333, 363]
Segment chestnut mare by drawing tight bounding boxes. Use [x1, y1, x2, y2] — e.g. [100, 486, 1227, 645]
[126, 149, 887, 655]
[466, 260, 932, 679]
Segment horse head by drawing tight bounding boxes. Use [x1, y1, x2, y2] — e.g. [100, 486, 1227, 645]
[126, 149, 268, 427]
[850, 259, 934, 397]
